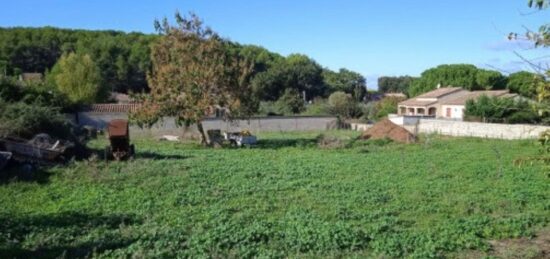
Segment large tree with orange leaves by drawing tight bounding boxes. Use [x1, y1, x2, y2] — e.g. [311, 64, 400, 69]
[132, 13, 257, 144]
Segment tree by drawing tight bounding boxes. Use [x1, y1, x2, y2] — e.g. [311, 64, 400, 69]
[0, 27, 154, 93]
[475, 70, 507, 90]
[464, 95, 538, 124]
[506, 71, 541, 98]
[47, 52, 103, 105]
[511, 1, 550, 121]
[373, 96, 405, 120]
[131, 13, 256, 144]
[328, 91, 362, 118]
[275, 88, 305, 114]
[408, 64, 506, 96]
[251, 54, 325, 101]
[378, 76, 415, 94]
[323, 68, 367, 101]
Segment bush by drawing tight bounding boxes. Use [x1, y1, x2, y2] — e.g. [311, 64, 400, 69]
[0, 99, 70, 139]
[373, 96, 405, 120]
[257, 101, 280, 116]
[302, 98, 330, 116]
[0, 76, 71, 110]
[465, 95, 540, 124]
[507, 111, 539, 124]
[47, 52, 105, 105]
[328, 91, 363, 118]
[275, 88, 305, 115]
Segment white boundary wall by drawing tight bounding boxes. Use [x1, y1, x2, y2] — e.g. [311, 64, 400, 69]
[359, 116, 550, 140]
[416, 119, 549, 140]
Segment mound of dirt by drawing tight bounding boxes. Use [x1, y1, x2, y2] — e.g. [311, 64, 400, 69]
[361, 119, 415, 143]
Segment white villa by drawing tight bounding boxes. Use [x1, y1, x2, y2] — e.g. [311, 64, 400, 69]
[398, 86, 517, 120]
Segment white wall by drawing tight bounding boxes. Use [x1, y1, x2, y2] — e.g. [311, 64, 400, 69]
[386, 115, 549, 139]
[416, 119, 550, 140]
[441, 105, 465, 120]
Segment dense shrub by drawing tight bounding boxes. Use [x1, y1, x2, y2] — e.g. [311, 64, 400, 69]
[373, 96, 405, 120]
[464, 95, 540, 124]
[0, 77, 71, 110]
[302, 98, 330, 116]
[0, 99, 70, 139]
[328, 91, 363, 118]
[46, 52, 105, 105]
[275, 88, 305, 115]
[257, 101, 280, 116]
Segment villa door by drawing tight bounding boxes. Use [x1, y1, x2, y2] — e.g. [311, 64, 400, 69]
[446, 108, 451, 117]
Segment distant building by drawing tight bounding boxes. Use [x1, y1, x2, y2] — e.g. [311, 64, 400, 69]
[109, 92, 133, 104]
[398, 86, 517, 120]
[384, 92, 407, 99]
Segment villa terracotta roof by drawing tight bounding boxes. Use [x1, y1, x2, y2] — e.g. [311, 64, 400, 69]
[415, 87, 463, 98]
[83, 103, 141, 113]
[398, 99, 437, 107]
[442, 90, 510, 105]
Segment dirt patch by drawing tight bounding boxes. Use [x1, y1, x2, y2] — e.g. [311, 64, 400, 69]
[488, 228, 550, 259]
[361, 119, 415, 143]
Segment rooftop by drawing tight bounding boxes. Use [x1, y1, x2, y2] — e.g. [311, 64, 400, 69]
[442, 90, 510, 105]
[398, 99, 437, 107]
[82, 103, 141, 113]
[415, 87, 463, 99]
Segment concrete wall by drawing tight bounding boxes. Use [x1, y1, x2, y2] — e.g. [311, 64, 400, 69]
[75, 112, 338, 137]
[359, 115, 549, 140]
[415, 119, 550, 139]
[388, 114, 433, 125]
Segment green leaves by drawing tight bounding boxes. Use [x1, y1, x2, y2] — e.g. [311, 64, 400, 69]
[1, 134, 548, 257]
[47, 52, 103, 105]
[409, 64, 506, 97]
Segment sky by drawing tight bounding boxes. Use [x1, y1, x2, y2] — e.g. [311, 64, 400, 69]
[1, 0, 548, 89]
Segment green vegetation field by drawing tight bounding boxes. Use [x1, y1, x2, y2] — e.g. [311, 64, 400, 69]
[0, 132, 548, 258]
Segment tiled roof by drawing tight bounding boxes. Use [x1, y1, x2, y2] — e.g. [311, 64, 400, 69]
[83, 103, 141, 113]
[442, 90, 510, 105]
[415, 87, 463, 98]
[398, 99, 437, 107]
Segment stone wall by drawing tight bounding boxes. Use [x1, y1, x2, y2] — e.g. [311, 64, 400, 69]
[74, 112, 338, 137]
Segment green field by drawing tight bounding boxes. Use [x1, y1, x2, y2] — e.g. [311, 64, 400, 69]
[0, 132, 548, 258]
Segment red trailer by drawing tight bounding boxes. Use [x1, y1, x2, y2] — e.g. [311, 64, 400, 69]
[105, 119, 135, 160]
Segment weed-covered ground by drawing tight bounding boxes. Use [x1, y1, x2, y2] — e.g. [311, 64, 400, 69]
[0, 132, 548, 258]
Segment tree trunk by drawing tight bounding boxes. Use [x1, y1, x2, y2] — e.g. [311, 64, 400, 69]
[196, 121, 208, 145]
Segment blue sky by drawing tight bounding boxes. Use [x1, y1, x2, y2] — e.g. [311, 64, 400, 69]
[1, 0, 548, 89]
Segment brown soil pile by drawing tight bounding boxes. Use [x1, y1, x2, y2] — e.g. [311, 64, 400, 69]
[488, 228, 550, 259]
[361, 119, 415, 143]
